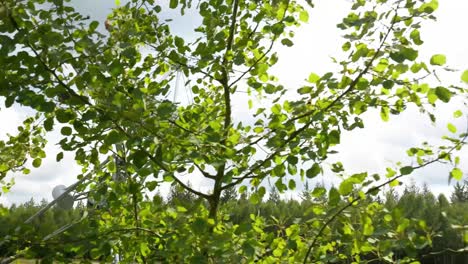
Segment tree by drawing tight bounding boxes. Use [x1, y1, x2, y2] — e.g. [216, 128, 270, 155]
[451, 180, 468, 203]
[167, 181, 197, 206]
[220, 185, 237, 204]
[300, 180, 312, 202]
[1, 0, 467, 262]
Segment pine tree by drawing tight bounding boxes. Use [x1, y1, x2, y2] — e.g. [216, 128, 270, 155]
[451, 180, 468, 203]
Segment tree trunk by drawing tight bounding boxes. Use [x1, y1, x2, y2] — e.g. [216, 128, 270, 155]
[208, 189, 221, 219]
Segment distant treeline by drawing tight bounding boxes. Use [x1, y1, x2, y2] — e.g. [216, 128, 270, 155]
[1, 180, 467, 263]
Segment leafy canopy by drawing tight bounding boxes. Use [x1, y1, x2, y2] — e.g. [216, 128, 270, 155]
[0, 0, 467, 262]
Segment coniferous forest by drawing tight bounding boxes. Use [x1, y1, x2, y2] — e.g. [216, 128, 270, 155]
[1, 181, 467, 263]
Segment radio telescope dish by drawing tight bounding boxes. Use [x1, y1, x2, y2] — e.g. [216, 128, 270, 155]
[52, 185, 74, 210]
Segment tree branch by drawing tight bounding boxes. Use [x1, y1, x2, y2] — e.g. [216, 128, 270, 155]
[9, 15, 91, 107]
[291, 18, 396, 122]
[229, 39, 275, 88]
[302, 128, 468, 263]
[228, 0, 290, 88]
[220, 0, 240, 133]
[222, 10, 398, 191]
[171, 173, 211, 199]
[194, 163, 216, 179]
[145, 41, 219, 82]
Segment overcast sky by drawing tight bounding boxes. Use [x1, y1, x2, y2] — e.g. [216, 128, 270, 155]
[1, 0, 467, 206]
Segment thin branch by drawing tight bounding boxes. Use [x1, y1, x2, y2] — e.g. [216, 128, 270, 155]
[211, 0, 242, 196]
[9, 15, 91, 106]
[236, 134, 269, 153]
[194, 163, 216, 179]
[223, 0, 240, 70]
[421, 247, 468, 258]
[222, 11, 399, 191]
[302, 129, 468, 263]
[145, 41, 218, 81]
[167, 119, 201, 136]
[229, 39, 275, 88]
[171, 173, 211, 199]
[220, 0, 240, 132]
[291, 19, 395, 122]
[228, 0, 291, 89]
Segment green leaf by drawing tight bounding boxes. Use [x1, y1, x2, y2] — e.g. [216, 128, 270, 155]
[56, 152, 64, 162]
[384, 214, 392, 222]
[454, 110, 463, 118]
[419, 0, 439, 13]
[450, 168, 463, 181]
[380, 106, 389, 122]
[312, 186, 326, 197]
[56, 109, 74, 123]
[275, 179, 287, 192]
[2, 186, 10, 194]
[109, 61, 124, 77]
[0, 164, 8, 172]
[298, 86, 312, 94]
[239, 185, 247, 193]
[382, 80, 394, 89]
[339, 180, 353, 195]
[352, 44, 369, 62]
[342, 42, 351, 51]
[363, 218, 374, 236]
[271, 104, 281, 115]
[461, 70, 468, 83]
[328, 187, 340, 206]
[390, 47, 418, 62]
[44, 117, 54, 131]
[288, 179, 296, 190]
[174, 36, 185, 49]
[169, 0, 178, 9]
[176, 206, 187, 213]
[428, 90, 438, 104]
[250, 192, 261, 204]
[299, 10, 309, 22]
[5, 96, 14, 108]
[105, 130, 124, 145]
[89, 21, 99, 32]
[410, 29, 423, 45]
[32, 158, 42, 168]
[146, 181, 158, 191]
[430, 54, 446, 66]
[329, 130, 340, 145]
[447, 123, 457, 133]
[308, 73, 320, 84]
[281, 38, 294, 47]
[132, 151, 147, 168]
[115, 0, 121, 5]
[356, 78, 369, 90]
[389, 179, 400, 187]
[306, 163, 321, 178]
[435, 86, 452, 103]
[400, 166, 413, 175]
[60, 126, 72, 136]
[401, 47, 418, 61]
[139, 242, 150, 257]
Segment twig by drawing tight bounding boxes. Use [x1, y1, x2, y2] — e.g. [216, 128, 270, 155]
[302, 128, 468, 263]
[222, 6, 398, 191]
